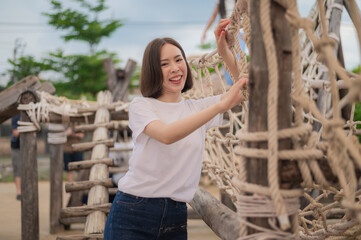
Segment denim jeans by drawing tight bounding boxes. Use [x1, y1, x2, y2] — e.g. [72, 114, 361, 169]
[104, 191, 187, 240]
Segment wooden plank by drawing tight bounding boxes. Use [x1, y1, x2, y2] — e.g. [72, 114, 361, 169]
[20, 91, 39, 240]
[56, 234, 103, 240]
[68, 158, 114, 171]
[61, 203, 111, 218]
[65, 178, 113, 192]
[108, 166, 128, 174]
[114, 59, 137, 102]
[71, 139, 114, 152]
[0, 76, 55, 123]
[247, 0, 299, 235]
[85, 92, 112, 234]
[0, 76, 37, 123]
[59, 217, 86, 225]
[49, 144, 64, 234]
[189, 187, 240, 240]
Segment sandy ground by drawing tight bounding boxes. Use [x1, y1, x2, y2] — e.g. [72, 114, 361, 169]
[0, 181, 221, 240]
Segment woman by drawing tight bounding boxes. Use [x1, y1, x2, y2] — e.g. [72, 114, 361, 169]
[104, 19, 244, 240]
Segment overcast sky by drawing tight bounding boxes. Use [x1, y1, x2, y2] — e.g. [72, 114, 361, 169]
[0, 0, 360, 86]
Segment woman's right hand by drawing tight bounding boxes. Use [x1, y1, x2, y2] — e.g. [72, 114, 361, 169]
[219, 77, 247, 112]
[214, 19, 231, 58]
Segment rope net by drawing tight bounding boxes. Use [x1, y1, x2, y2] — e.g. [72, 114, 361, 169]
[185, 0, 361, 239]
[15, 0, 361, 238]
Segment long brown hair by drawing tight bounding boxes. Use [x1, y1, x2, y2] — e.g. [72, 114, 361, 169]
[140, 37, 193, 98]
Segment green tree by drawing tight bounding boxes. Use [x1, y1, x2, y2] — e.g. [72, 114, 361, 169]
[42, 0, 123, 98]
[43, 0, 122, 54]
[45, 49, 116, 99]
[7, 56, 52, 86]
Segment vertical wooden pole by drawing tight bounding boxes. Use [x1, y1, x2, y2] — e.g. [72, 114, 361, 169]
[247, 0, 297, 235]
[20, 91, 39, 240]
[84, 92, 111, 234]
[48, 123, 65, 234]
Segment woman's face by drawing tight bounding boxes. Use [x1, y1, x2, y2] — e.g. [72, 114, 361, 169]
[159, 43, 187, 98]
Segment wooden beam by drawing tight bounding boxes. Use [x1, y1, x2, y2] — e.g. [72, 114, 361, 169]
[65, 178, 113, 192]
[49, 143, 64, 234]
[108, 167, 128, 174]
[56, 234, 103, 240]
[59, 216, 86, 225]
[68, 158, 114, 171]
[20, 91, 39, 240]
[74, 121, 129, 132]
[0, 76, 55, 123]
[71, 139, 114, 152]
[247, 0, 299, 235]
[189, 187, 240, 240]
[60, 203, 111, 218]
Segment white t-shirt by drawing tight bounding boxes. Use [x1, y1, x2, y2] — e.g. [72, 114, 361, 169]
[118, 95, 223, 202]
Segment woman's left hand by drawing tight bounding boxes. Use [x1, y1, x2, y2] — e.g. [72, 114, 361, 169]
[219, 78, 247, 112]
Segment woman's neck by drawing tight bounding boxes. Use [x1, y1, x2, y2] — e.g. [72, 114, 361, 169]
[157, 93, 182, 103]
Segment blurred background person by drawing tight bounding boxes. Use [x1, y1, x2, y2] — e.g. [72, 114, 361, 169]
[10, 114, 21, 200]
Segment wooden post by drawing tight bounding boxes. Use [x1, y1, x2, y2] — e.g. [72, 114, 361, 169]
[247, 0, 298, 235]
[84, 91, 112, 234]
[48, 124, 65, 234]
[189, 188, 240, 240]
[103, 58, 137, 102]
[20, 91, 39, 240]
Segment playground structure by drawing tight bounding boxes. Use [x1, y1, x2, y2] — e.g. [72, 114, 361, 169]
[1, 0, 361, 239]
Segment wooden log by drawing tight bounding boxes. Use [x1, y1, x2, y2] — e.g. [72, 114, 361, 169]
[187, 208, 201, 219]
[49, 143, 64, 234]
[108, 167, 128, 174]
[103, 58, 118, 91]
[60, 203, 111, 218]
[189, 187, 240, 240]
[0, 76, 55, 123]
[74, 121, 129, 132]
[68, 158, 114, 171]
[108, 147, 133, 152]
[116, 59, 137, 102]
[85, 91, 112, 234]
[71, 139, 114, 152]
[20, 91, 39, 240]
[103, 58, 137, 102]
[108, 188, 118, 195]
[65, 178, 113, 192]
[59, 216, 86, 225]
[56, 234, 103, 240]
[36, 111, 128, 124]
[247, 0, 299, 235]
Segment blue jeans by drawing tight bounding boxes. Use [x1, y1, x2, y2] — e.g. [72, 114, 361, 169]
[104, 191, 187, 240]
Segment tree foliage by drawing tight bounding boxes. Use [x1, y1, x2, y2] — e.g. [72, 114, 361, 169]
[40, 0, 123, 98]
[43, 0, 122, 54]
[7, 56, 52, 86]
[45, 49, 117, 99]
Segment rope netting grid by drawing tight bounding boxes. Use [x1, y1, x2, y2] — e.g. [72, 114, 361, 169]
[185, 0, 361, 239]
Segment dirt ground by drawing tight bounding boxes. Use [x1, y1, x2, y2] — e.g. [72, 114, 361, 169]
[0, 181, 221, 240]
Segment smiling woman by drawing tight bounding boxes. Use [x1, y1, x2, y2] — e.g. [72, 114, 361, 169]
[103, 29, 247, 240]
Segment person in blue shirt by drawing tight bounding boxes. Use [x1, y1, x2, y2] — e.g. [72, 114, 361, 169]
[11, 114, 21, 200]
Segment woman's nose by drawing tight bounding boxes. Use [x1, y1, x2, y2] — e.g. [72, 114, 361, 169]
[170, 62, 179, 72]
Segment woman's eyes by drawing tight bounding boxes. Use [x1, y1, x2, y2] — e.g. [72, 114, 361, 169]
[161, 59, 183, 66]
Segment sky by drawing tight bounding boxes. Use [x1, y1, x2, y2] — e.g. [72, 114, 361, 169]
[0, 0, 360, 86]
